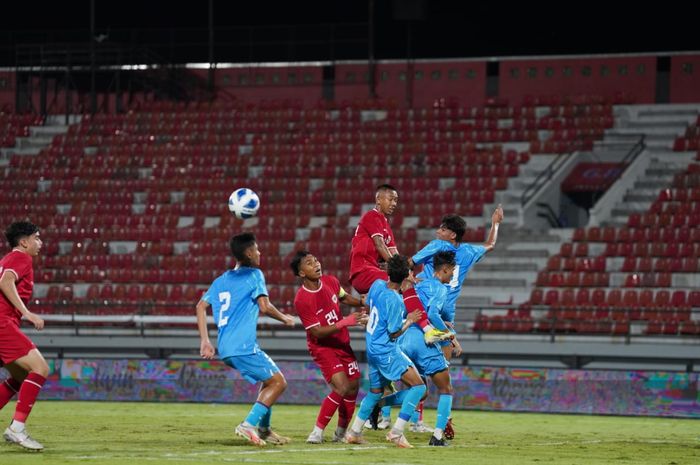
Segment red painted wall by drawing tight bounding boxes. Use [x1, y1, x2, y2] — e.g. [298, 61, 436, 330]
[670, 55, 700, 103]
[499, 56, 657, 104]
[335, 60, 486, 108]
[213, 66, 323, 107]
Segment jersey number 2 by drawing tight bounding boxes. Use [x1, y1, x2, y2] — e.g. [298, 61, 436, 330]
[218, 292, 231, 328]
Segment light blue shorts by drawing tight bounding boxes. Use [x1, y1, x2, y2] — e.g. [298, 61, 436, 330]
[367, 347, 414, 389]
[224, 350, 280, 384]
[400, 327, 449, 376]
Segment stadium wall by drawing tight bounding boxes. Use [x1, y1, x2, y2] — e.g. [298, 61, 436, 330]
[670, 54, 700, 103]
[9, 359, 697, 419]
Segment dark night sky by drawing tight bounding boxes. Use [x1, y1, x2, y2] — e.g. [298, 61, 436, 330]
[1, 1, 698, 64]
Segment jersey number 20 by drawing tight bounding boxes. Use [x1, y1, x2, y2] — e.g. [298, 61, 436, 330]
[366, 306, 379, 335]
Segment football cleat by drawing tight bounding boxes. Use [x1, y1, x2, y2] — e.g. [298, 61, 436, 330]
[444, 417, 455, 440]
[306, 429, 323, 444]
[424, 328, 453, 344]
[3, 427, 44, 451]
[235, 423, 266, 446]
[386, 430, 413, 448]
[258, 428, 291, 445]
[409, 421, 434, 433]
[343, 430, 367, 444]
[429, 435, 449, 446]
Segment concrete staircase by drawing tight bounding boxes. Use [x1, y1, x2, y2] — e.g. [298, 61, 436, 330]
[0, 115, 73, 166]
[450, 104, 700, 310]
[601, 104, 700, 226]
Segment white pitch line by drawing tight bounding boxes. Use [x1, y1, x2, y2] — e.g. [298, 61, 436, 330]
[62, 437, 700, 462]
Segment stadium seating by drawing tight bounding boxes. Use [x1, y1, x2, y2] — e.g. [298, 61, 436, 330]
[0, 97, 673, 336]
[485, 163, 700, 337]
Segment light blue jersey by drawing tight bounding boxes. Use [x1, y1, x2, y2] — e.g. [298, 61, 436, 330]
[413, 239, 487, 323]
[202, 266, 268, 359]
[400, 276, 449, 376]
[365, 280, 405, 357]
[414, 277, 449, 330]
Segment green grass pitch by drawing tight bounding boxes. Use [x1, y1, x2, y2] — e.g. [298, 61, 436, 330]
[1, 401, 698, 464]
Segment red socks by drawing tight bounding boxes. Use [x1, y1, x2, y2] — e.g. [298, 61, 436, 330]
[337, 394, 358, 429]
[315, 391, 343, 429]
[13, 373, 46, 423]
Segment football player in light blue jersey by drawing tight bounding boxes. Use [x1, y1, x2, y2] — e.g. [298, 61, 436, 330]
[344, 255, 425, 449]
[399, 251, 457, 446]
[410, 205, 504, 360]
[196, 232, 295, 447]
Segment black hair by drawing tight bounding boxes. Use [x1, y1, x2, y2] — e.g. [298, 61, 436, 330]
[441, 214, 467, 242]
[387, 254, 410, 284]
[433, 251, 457, 271]
[289, 250, 311, 276]
[229, 232, 256, 263]
[5, 221, 39, 248]
[376, 184, 397, 193]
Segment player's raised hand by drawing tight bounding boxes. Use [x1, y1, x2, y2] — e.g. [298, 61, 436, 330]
[492, 204, 504, 224]
[353, 310, 369, 326]
[26, 312, 44, 330]
[200, 340, 216, 359]
[406, 309, 422, 324]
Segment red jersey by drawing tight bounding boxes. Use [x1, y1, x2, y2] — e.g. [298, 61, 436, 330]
[294, 275, 351, 351]
[0, 250, 34, 322]
[349, 208, 396, 277]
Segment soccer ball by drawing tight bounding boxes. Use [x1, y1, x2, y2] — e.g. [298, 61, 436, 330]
[228, 188, 260, 219]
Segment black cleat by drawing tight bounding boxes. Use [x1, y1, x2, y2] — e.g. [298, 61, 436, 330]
[429, 435, 448, 446]
[369, 403, 381, 430]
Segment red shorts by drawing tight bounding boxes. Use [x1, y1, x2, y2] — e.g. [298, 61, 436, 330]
[311, 346, 361, 384]
[349, 267, 388, 294]
[0, 318, 36, 365]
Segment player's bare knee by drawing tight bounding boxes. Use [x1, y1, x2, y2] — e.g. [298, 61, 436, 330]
[29, 359, 49, 378]
[334, 382, 357, 398]
[276, 374, 288, 391]
[438, 384, 453, 395]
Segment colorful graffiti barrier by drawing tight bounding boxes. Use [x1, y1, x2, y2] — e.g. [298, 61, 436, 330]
[2, 360, 697, 418]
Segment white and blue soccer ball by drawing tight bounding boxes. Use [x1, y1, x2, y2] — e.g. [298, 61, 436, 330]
[228, 188, 260, 219]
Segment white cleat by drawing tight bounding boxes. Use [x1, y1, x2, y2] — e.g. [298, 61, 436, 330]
[377, 417, 391, 430]
[3, 427, 44, 451]
[386, 430, 413, 448]
[409, 421, 434, 433]
[306, 430, 323, 444]
[343, 430, 367, 444]
[234, 423, 266, 446]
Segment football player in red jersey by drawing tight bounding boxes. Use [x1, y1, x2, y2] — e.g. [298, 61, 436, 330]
[291, 251, 368, 444]
[349, 184, 450, 344]
[0, 221, 49, 451]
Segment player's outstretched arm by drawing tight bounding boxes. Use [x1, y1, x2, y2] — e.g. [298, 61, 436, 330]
[389, 309, 422, 340]
[372, 235, 396, 262]
[195, 299, 215, 359]
[483, 204, 504, 253]
[339, 290, 364, 308]
[308, 311, 367, 339]
[257, 296, 295, 327]
[0, 272, 44, 330]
